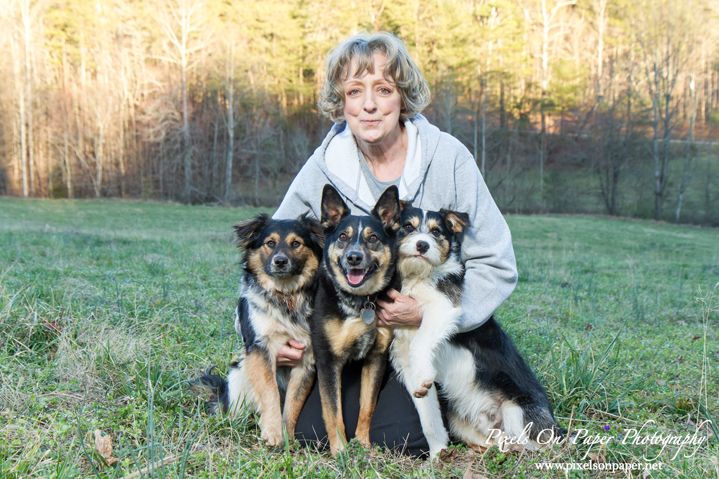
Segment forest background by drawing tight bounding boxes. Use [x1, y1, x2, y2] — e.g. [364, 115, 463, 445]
[1, 0, 719, 225]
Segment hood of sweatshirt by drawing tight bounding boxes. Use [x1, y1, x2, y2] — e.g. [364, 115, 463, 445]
[310, 115, 442, 213]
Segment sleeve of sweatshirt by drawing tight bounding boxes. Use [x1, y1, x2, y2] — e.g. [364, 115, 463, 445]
[453, 155, 518, 332]
[272, 157, 325, 221]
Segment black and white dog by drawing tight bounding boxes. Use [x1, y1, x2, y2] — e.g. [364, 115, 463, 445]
[192, 213, 323, 446]
[391, 204, 564, 457]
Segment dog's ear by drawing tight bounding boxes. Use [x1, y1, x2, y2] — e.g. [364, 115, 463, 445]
[441, 209, 470, 234]
[372, 186, 401, 235]
[399, 200, 409, 211]
[300, 213, 325, 252]
[320, 184, 349, 232]
[234, 214, 271, 249]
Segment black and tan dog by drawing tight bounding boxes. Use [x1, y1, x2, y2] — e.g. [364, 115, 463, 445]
[311, 184, 401, 454]
[192, 213, 323, 446]
[392, 204, 565, 455]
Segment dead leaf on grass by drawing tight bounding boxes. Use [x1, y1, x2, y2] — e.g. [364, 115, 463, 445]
[585, 324, 594, 331]
[463, 464, 489, 479]
[587, 452, 606, 463]
[439, 448, 459, 463]
[43, 321, 62, 334]
[94, 430, 119, 465]
[466, 442, 488, 453]
[657, 379, 665, 386]
[692, 336, 701, 342]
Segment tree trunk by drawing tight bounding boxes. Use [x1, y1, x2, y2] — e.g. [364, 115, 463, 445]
[11, 34, 28, 197]
[225, 41, 235, 201]
[652, 63, 662, 221]
[182, 63, 192, 202]
[23, 0, 35, 196]
[95, 122, 104, 198]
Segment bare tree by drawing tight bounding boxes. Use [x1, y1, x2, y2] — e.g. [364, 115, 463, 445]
[675, 72, 696, 222]
[591, 0, 608, 100]
[156, 0, 212, 202]
[223, 39, 236, 201]
[519, 0, 577, 205]
[636, 0, 693, 221]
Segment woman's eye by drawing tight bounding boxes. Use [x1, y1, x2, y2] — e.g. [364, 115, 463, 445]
[404, 223, 414, 231]
[267, 240, 276, 247]
[347, 89, 360, 96]
[368, 234, 378, 243]
[339, 233, 347, 241]
[379, 87, 392, 94]
[431, 228, 441, 236]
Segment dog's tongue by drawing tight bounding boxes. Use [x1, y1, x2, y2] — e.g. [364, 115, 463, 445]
[347, 269, 366, 286]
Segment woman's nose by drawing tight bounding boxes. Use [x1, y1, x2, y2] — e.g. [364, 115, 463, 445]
[363, 92, 377, 111]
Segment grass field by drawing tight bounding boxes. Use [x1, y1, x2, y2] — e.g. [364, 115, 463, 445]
[0, 198, 717, 478]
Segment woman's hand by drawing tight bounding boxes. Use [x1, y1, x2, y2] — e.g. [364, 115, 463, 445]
[375, 289, 423, 328]
[276, 339, 306, 367]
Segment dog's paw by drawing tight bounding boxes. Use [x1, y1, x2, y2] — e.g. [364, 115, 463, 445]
[413, 380, 434, 398]
[411, 363, 436, 397]
[355, 433, 371, 449]
[260, 426, 284, 447]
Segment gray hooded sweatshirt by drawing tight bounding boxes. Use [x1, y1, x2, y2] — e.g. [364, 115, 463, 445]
[274, 114, 517, 332]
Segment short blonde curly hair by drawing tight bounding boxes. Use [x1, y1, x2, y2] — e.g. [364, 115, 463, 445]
[318, 32, 431, 124]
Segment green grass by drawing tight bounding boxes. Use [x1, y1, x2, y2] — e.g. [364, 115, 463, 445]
[0, 198, 717, 478]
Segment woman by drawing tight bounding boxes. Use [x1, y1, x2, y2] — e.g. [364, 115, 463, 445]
[271, 32, 517, 456]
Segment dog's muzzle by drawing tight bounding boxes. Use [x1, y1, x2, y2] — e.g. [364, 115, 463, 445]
[268, 253, 293, 277]
[340, 251, 377, 287]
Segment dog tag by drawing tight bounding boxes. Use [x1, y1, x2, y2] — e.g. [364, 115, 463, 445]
[361, 302, 376, 324]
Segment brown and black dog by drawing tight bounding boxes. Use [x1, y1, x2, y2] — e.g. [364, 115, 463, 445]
[192, 213, 323, 446]
[310, 184, 402, 454]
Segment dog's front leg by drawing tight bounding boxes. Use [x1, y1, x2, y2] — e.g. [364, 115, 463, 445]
[355, 327, 392, 448]
[409, 304, 461, 398]
[391, 336, 449, 458]
[316, 359, 347, 455]
[282, 361, 316, 441]
[244, 348, 283, 446]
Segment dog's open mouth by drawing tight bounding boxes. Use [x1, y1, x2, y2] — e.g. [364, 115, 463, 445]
[344, 265, 377, 287]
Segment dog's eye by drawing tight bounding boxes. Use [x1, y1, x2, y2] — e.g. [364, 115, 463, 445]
[368, 234, 378, 243]
[431, 228, 441, 237]
[291, 240, 301, 248]
[266, 240, 276, 247]
[404, 223, 414, 231]
[339, 233, 347, 241]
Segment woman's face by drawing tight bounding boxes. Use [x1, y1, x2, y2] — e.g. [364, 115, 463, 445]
[342, 52, 403, 149]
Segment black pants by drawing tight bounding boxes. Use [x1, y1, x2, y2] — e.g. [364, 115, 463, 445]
[294, 360, 435, 457]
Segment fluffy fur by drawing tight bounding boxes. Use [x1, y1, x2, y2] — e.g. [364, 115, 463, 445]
[310, 184, 401, 454]
[391, 205, 565, 457]
[191, 213, 323, 446]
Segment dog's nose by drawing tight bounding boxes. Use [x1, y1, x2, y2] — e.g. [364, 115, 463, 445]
[346, 252, 363, 266]
[273, 255, 289, 268]
[416, 241, 429, 254]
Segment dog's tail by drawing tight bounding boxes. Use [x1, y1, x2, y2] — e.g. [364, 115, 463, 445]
[188, 365, 229, 414]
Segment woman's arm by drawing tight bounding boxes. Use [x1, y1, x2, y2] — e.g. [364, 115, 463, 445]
[273, 158, 324, 220]
[453, 155, 518, 332]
